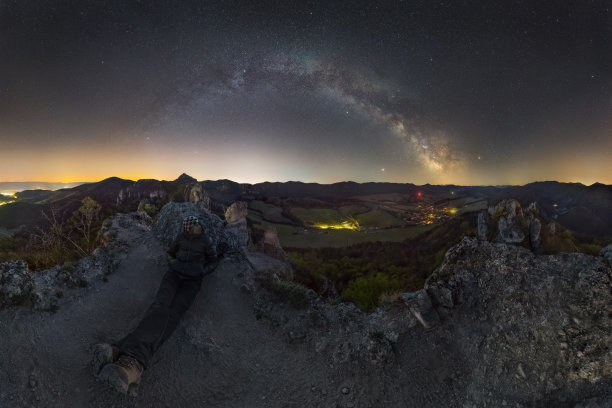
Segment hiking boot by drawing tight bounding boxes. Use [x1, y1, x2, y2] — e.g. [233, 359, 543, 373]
[98, 354, 144, 395]
[91, 343, 120, 376]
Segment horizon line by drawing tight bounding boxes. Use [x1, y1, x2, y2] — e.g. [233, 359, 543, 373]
[0, 176, 609, 189]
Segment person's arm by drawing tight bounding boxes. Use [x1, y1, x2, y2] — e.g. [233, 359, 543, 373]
[201, 235, 219, 275]
[205, 235, 218, 263]
[167, 234, 181, 259]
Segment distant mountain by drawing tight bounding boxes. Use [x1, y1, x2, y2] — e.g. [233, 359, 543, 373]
[1, 175, 611, 238]
[0, 182, 87, 195]
[488, 181, 612, 237]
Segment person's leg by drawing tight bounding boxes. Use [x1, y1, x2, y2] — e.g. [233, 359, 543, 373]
[114, 269, 181, 369]
[158, 276, 203, 347]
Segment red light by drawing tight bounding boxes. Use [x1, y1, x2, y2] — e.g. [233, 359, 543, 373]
[417, 192, 422, 197]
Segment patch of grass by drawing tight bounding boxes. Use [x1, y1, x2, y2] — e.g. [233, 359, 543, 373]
[255, 269, 311, 309]
[577, 243, 602, 255]
[249, 200, 294, 224]
[291, 208, 343, 225]
[280, 225, 434, 248]
[354, 208, 406, 228]
[338, 204, 370, 216]
[341, 273, 403, 312]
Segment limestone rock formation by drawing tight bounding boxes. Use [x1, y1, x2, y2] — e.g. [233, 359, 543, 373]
[152, 202, 244, 257]
[481, 199, 548, 252]
[224, 201, 248, 223]
[185, 183, 211, 212]
[224, 201, 250, 247]
[0, 214, 138, 311]
[116, 179, 167, 206]
[260, 226, 287, 261]
[601, 244, 612, 266]
[529, 217, 542, 248]
[0, 260, 33, 308]
[424, 237, 612, 405]
[494, 199, 526, 243]
[477, 210, 488, 241]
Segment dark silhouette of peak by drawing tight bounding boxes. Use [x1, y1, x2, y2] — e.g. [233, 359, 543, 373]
[72, 177, 133, 193]
[175, 173, 198, 184]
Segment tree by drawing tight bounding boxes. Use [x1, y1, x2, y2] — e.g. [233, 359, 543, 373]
[71, 196, 102, 254]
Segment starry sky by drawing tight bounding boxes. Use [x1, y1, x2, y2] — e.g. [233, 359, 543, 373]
[1, 1, 611, 185]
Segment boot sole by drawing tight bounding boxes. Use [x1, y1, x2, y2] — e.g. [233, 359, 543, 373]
[98, 364, 129, 395]
[92, 344, 114, 376]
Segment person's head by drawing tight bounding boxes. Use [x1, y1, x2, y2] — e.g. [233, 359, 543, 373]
[182, 215, 202, 236]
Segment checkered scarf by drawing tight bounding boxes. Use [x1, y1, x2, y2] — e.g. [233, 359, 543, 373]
[182, 215, 200, 232]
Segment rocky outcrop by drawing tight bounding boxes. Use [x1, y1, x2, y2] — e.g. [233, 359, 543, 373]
[224, 201, 249, 247]
[477, 211, 487, 241]
[529, 217, 542, 248]
[116, 179, 167, 206]
[252, 235, 612, 406]
[601, 244, 612, 266]
[152, 202, 244, 257]
[260, 227, 287, 261]
[225, 201, 248, 223]
[423, 237, 612, 405]
[0, 214, 139, 311]
[185, 183, 211, 212]
[0, 260, 33, 308]
[492, 199, 526, 243]
[480, 198, 548, 251]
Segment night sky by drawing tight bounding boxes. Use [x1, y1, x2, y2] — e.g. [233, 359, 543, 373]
[1, 1, 611, 185]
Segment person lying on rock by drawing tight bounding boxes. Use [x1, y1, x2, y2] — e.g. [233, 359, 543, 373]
[91, 215, 218, 395]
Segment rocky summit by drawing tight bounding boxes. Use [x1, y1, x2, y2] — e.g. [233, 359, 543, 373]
[423, 237, 612, 406]
[0, 202, 610, 407]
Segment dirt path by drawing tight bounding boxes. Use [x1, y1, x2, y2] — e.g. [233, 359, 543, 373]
[2, 215, 438, 408]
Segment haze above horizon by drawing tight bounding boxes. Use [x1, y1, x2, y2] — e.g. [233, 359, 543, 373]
[1, 2, 611, 185]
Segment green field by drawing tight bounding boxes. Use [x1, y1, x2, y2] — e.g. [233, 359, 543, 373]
[457, 199, 488, 215]
[291, 207, 344, 224]
[249, 210, 434, 248]
[281, 225, 434, 248]
[354, 208, 406, 227]
[249, 200, 293, 223]
[338, 204, 370, 216]
[291, 205, 403, 228]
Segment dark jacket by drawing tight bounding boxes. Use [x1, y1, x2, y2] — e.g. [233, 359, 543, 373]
[167, 231, 218, 278]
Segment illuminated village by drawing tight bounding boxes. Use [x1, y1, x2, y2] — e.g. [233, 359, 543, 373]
[0, 194, 16, 206]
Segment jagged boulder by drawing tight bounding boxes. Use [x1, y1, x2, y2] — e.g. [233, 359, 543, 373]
[152, 202, 243, 256]
[224, 202, 249, 247]
[601, 244, 612, 266]
[186, 184, 210, 212]
[0, 260, 33, 308]
[477, 210, 488, 241]
[529, 218, 542, 248]
[224, 201, 248, 223]
[494, 199, 526, 243]
[401, 289, 440, 329]
[260, 226, 287, 261]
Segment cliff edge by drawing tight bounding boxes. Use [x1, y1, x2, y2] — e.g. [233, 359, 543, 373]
[0, 203, 610, 407]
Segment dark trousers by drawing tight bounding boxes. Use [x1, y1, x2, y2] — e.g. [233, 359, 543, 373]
[114, 269, 203, 369]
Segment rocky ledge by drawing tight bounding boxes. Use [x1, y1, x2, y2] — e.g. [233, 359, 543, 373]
[253, 235, 612, 406]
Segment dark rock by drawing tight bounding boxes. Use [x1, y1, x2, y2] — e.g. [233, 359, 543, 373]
[401, 290, 440, 329]
[0, 260, 33, 308]
[152, 202, 244, 257]
[225, 202, 250, 247]
[426, 237, 612, 403]
[529, 218, 541, 248]
[259, 227, 287, 261]
[601, 245, 612, 266]
[477, 211, 488, 242]
[224, 201, 248, 223]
